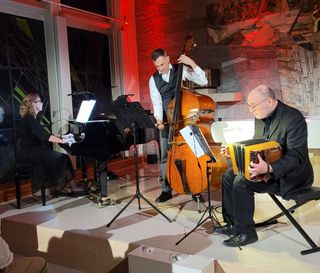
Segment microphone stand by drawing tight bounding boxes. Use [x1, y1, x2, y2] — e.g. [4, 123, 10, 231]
[175, 158, 218, 245]
[175, 159, 241, 250]
[174, 125, 241, 249]
[67, 91, 96, 100]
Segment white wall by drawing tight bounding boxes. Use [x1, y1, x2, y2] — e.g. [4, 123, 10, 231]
[211, 118, 320, 149]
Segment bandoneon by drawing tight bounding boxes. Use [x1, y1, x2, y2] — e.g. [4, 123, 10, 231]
[228, 139, 282, 182]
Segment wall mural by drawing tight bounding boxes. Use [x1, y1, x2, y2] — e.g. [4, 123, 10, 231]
[207, 0, 319, 46]
[205, 0, 320, 117]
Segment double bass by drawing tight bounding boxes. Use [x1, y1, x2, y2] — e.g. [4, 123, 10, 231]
[166, 33, 227, 195]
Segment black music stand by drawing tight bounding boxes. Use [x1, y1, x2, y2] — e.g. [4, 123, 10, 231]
[106, 101, 172, 227]
[175, 125, 220, 245]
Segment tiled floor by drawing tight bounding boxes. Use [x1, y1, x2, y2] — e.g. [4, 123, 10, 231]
[1, 161, 320, 273]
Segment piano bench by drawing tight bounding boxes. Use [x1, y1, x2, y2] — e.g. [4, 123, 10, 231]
[256, 186, 320, 255]
[15, 163, 46, 208]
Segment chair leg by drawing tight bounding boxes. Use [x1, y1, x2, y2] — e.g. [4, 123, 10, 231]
[15, 175, 21, 209]
[301, 246, 320, 255]
[255, 202, 302, 228]
[269, 194, 320, 255]
[41, 182, 46, 206]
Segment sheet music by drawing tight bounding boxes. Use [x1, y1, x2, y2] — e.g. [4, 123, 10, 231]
[180, 125, 217, 162]
[76, 100, 96, 123]
[180, 125, 205, 158]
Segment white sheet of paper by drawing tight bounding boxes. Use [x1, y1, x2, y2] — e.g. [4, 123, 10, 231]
[76, 100, 96, 123]
[180, 125, 205, 158]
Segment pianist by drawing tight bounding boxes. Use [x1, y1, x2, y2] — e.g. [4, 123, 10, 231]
[19, 93, 87, 197]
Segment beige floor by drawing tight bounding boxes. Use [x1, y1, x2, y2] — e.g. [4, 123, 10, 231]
[0, 161, 320, 273]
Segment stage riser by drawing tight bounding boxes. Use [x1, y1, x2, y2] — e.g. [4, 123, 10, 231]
[1, 218, 139, 273]
[0, 156, 146, 203]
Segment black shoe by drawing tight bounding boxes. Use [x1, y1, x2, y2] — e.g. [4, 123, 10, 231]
[223, 231, 258, 247]
[214, 224, 237, 235]
[192, 194, 205, 203]
[107, 171, 118, 180]
[155, 191, 172, 202]
[54, 190, 72, 197]
[71, 190, 88, 197]
[32, 189, 52, 198]
[89, 185, 100, 194]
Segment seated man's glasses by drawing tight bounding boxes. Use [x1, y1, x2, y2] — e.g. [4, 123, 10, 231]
[247, 97, 269, 109]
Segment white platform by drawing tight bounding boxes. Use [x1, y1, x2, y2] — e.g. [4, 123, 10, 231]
[1, 162, 320, 273]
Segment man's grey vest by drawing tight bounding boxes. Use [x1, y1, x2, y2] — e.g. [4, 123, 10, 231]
[153, 64, 179, 117]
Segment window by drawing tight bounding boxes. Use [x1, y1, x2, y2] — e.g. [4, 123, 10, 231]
[0, 12, 49, 183]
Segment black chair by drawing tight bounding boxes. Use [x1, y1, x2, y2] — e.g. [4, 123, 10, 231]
[14, 160, 46, 208]
[256, 187, 320, 255]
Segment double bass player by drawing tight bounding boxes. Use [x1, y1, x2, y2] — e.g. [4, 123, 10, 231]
[149, 48, 208, 202]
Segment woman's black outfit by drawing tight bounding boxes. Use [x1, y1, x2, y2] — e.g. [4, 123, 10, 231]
[19, 114, 73, 193]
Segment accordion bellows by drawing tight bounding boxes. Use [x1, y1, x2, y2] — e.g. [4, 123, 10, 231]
[228, 139, 282, 182]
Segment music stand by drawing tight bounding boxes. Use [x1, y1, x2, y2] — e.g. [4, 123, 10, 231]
[175, 124, 219, 245]
[106, 101, 172, 227]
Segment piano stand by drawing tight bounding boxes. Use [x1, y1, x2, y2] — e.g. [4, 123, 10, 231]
[62, 101, 160, 209]
[88, 159, 113, 207]
[106, 124, 172, 228]
[89, 192, 113, 207]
